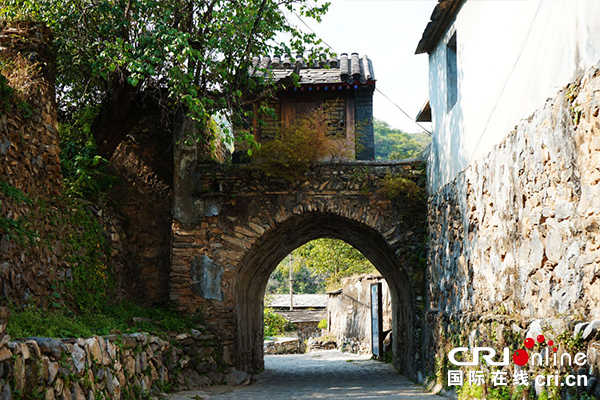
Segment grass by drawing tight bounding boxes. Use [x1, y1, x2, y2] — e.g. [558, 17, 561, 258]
[6, 301, 205, 340]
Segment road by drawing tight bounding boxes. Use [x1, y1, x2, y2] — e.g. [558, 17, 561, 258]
[168, 350, 442, 399]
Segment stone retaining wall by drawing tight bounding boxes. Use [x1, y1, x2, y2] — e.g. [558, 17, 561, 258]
[0, 23, 97, 309]
[0, 307, 241, 399]
[264, 338, 300, 355]
[425, 64, 600, 393]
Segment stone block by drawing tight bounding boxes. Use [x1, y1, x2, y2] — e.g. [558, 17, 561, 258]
[583, 320, 600, 341]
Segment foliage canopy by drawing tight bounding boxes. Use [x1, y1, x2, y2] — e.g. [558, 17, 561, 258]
[266, 238, 376, 294]
[374, 118, 430, 160]
[1, 0, 331, 157]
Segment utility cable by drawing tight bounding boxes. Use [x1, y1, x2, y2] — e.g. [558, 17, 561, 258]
[293, 11, 432, 135]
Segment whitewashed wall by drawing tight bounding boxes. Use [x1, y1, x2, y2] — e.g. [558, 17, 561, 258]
[327, 275, 391, 353]
[427, 0, 600, 193]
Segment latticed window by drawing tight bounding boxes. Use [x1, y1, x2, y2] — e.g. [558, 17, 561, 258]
[259, 101, 280, 142]
[325, 99, 346, 138]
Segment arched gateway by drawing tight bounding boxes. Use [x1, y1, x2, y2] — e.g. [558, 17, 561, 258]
[170, 160, 426, 377]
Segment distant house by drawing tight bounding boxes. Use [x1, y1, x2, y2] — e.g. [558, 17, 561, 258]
[327, 275, 391, 354]
[266, 294, 327, 323]
[267, 293, 327, 310]
[265, 294, 327, 352]
[265, 294, 326, 330]
[234, 53, 376, 161]
[416, 0, 600, 193]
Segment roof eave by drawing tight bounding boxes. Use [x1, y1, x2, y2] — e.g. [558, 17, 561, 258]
[416, 100, 432, 123]
[415, 0, 465, 55]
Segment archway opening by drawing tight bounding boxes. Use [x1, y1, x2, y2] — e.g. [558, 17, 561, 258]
[264, 238, 388, 355]
[234, 212, 415, 376]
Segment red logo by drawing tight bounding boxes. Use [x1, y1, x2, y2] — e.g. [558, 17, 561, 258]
[511, 334, 558, 366]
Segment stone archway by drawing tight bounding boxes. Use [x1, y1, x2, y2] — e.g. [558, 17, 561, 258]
[170, 161, 427, 377]
[234, 211, 415, 375]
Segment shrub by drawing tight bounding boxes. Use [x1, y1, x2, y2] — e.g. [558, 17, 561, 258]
[263, 308, 287, 337]
[318, 318, 327, 330]
[59, 108, 118, 200]
[381, 173, 425, 200]
[252, 104, 353, 181]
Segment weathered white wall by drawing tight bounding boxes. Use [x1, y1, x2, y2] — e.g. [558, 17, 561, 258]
[428, 0, 600, 193]
[428, 64, 600, 322]
[327, 275, 392, 353]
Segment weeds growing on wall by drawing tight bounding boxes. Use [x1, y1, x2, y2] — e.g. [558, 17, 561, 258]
[381, 172, 426, 201]
[1, 179, 113, 313]
[0, 53, 43, 101]
[0, 54, 42, 119]
[62, 201, 113, 313]
[0, 180, 37, 245]
[0, 73, 13, 114]
[251, 104, 354, 181]
[7, 301, 206, 339]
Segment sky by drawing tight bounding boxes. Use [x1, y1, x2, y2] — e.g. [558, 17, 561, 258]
[287, 0, 437, 133]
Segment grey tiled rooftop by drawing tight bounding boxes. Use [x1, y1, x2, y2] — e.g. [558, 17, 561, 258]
[266, 294, 327, 309]
[250, 53, 376, 85]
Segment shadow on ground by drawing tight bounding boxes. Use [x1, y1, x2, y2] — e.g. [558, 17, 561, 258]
[168, 350, 442, 399]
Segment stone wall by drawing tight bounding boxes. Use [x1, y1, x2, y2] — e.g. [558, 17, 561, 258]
[327, 275, 392, 354]
[425, 64, 600, 391]
[290, 321, 321, 353]
[0, 316, 242, 399]
[264, 338, 301, 355]
[108, 121, 175, 305]
[171, 159, 428, 374]
[0, 22, 61, 197]
[0, 23, 79, 308]
[107, 116, 230, 305]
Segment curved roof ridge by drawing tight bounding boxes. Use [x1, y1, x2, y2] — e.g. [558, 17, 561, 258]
[250, 53, 376, 86]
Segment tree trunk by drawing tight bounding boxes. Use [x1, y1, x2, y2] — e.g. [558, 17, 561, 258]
[92, 80, 162, 159]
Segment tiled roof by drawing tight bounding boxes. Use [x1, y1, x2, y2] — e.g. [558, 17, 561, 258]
[266, 294, 328, 308]
[274, 310, 326, 323]
[250, 53, 375, 85]
[415, 0, 464, 54]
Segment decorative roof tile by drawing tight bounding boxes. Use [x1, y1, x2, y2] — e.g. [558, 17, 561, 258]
[250, 53, 375, 85]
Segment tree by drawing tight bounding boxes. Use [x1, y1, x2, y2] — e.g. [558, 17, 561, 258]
[266, 239, 376, 294]
[374, 118, 430, 160]
[266, 258, 327, 294]
[1, 0, 330, 158]
[297, 239, 375, 289]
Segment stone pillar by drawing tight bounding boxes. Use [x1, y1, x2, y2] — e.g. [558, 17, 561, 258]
[354, 87, 375, 160]
[172, 109, 200, 224]
[0, 22, 62, 195]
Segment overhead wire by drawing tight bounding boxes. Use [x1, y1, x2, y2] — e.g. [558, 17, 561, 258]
[292, 11, 431, 135]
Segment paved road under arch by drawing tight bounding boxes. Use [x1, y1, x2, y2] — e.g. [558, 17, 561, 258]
[169, 350, 441, 399]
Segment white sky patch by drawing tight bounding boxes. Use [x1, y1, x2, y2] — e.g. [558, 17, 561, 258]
[280, 0, 436, 133]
